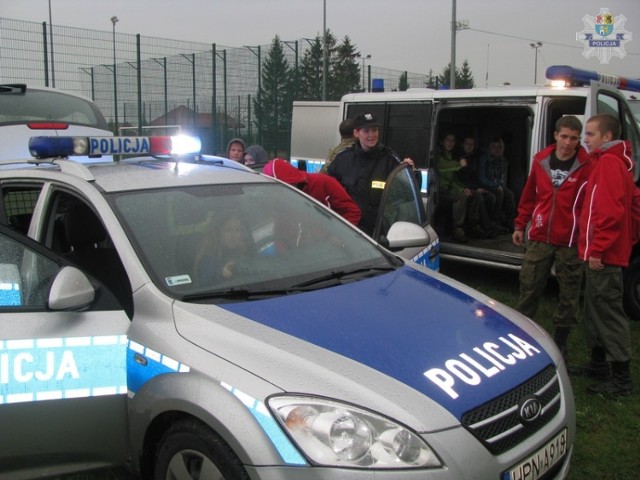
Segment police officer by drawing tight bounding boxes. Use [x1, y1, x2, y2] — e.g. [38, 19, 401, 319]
[326, 113, 413, 235]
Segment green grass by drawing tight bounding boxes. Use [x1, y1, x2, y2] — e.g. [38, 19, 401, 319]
[441, 262, 640, 480]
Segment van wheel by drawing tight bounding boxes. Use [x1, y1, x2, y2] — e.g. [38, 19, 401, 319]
[623, 256, 640, 321]
[154, 420, 250, 480]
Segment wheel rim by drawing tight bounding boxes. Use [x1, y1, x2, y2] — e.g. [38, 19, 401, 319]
[166, 448, 224, 480]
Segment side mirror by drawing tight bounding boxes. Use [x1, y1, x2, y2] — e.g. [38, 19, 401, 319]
[48, 266, 95, 311]
[385, 221, 431, 250]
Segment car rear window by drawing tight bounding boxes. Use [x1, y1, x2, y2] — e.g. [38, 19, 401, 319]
[0, 88, 108, 130]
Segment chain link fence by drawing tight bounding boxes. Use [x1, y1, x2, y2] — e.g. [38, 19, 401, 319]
[1, 17, 429, 157]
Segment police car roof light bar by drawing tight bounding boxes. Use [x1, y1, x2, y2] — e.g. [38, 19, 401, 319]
[546, 65, 640, 92]
[29, 135, 202, 159]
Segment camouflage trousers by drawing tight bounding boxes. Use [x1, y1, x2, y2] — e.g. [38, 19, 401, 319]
[583, 265, 632, 362]
[516, 241, 584, 327]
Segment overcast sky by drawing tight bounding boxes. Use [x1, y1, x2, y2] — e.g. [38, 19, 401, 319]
[3, 0, 640, 87]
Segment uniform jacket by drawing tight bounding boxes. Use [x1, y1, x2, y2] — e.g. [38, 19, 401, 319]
[322, 138, 357, 173]
[515, 144, 592, 246]
[327, 143, 402, 235]
[264, 159, 361, 226]
[578, 140, 635, 267]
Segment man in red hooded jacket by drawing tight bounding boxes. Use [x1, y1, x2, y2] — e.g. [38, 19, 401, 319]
[263, 158, 361, 226]
[512, 116, 591, 357]
[575, 113, 635, 397]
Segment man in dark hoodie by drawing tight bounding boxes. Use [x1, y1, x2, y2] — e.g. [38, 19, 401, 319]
[512, 115, 591, 357]
[243, 145, 269, 169]
[225, 138, 246, 163]
[263, 158, 361, 226]
[574, 113, 636, 397]
[326, 113, 412, 235]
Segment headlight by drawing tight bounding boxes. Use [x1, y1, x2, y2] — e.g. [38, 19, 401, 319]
[268, 395, 442, 469]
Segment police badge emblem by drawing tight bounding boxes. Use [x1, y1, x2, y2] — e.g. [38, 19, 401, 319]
[576, 8, 632, 64]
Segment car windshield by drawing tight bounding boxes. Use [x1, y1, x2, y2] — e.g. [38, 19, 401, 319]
[112, 182, 398, 301]
[0, 88, 107, 129]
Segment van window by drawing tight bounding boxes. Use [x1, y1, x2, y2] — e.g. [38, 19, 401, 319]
[345, 102, 433, 168]
[545, 98, 587, 146]
[597, 91, 640, 181]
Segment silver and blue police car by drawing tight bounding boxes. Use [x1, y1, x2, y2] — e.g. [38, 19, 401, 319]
[0, 135, 573, 480]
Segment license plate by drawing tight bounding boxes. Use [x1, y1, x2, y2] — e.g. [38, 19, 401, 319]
[504, 428, 568, 480]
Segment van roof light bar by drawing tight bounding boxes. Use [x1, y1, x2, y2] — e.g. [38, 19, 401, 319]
[546, 65, 640, 92]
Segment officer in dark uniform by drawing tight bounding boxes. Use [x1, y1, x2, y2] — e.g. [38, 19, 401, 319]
[326, 113, 412, 236]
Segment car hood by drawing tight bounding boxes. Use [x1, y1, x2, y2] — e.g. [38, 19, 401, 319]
[175, 265, 553, 421]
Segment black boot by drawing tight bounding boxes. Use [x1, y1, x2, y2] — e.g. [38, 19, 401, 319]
[553, 327, 571, 359]
[568, 347, 611, 379]
[587, 361, 633, 397]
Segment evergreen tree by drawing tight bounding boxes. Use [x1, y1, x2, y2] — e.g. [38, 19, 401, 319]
[425, 69, 439, 89]
[458, 59, 476, 89]
[298, 36, 323, 100]
[298, 30, 337, 101]
[398, 71, 409, 91]
[437, 63, 456, 89]
[254, 35, 293, 154]
[330, 36, 360, 100]
[437, 60, 476, 89]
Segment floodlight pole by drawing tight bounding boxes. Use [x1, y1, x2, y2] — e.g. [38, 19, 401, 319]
[111, 16, 119, 133]
[357, 54, 371, 92]
[48, 0, 55, 87]
[530, 41, 542, 84]
[322, 0, 328, 101]
[450, 0, 456, 89]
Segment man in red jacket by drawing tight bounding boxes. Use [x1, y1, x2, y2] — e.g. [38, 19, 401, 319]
[575, 113, 635, 397]
[263, 158, 361, 226]
[513, 116, 591, 357]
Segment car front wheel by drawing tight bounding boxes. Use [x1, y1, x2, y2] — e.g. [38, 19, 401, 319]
[154, 419, 250, 480]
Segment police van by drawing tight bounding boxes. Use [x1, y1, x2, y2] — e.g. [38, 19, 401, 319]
[0, 135, 573, 479]
[290, 66, 640, 319]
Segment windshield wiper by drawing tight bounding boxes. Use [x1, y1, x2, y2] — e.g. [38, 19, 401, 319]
[182, 287, 293, 302]
[291, 265, 396, 289]
[181, 265, 397, 302]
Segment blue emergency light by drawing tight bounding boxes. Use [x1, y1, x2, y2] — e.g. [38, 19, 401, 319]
[29, 135, 202, 159]
[546, 65, 640, 92]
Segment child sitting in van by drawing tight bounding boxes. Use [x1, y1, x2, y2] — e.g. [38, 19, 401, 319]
[478, 137, 516, 231]
[435, 133, 485, 242]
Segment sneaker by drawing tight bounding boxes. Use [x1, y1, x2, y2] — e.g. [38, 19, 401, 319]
[568, 362, 611, 380]
[587, 377, 632, 397]
[453, 227, 468, 243]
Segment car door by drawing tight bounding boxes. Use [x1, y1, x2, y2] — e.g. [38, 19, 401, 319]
[0, 224, 130, 478]
[373, 163, 440, 271]
[587, 81, 640, 181]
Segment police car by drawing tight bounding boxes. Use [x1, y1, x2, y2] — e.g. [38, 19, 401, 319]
[0, 135, 573, 480]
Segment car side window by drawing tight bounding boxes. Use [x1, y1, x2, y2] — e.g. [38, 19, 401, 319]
[42, 191, 133, 317]
[0, 184, 43, 234]
[374, 164, 426, 241]
[0, 229, 60, 309]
